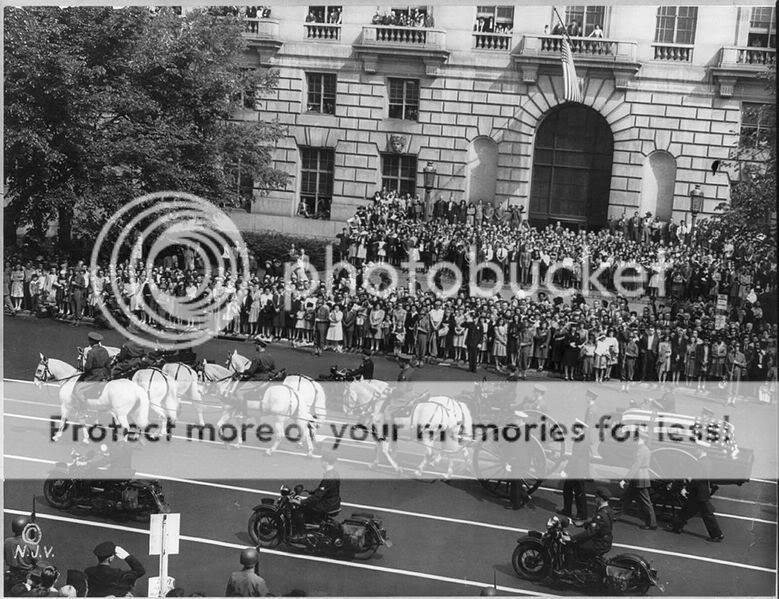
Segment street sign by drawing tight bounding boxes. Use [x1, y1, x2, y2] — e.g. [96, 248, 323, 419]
[147, 575, 175, 598]
[149, 513, 180, 556]
[716, 294, 728, 312]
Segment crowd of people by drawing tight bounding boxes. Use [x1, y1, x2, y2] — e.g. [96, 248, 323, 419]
[371, 8, 434, 28]
[4, 186, 777, 400]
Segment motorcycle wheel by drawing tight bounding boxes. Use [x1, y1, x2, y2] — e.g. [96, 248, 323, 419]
[248, 509, 283, 548]
[512, 542, 550, 581]
[44, 478, 75, 510]
[351, 534, 380, 560]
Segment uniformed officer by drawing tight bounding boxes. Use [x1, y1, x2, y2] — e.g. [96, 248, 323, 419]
[73, 332, 111, 411]
[233, 342, 278, 419]
[84, 541, 145, 598]
[558, 419, 591, 519]
[619, 430, 657, 530]
[4, 517, 37, 594]
[345, 349, 375, 380]
[665, 456, 724, 542]
[290, 451, 341, 541]
[112, 338, 148, 378]
[396, 353, 414, 382]
[566, 486, 614, 563]
[224, 548, 270, 597]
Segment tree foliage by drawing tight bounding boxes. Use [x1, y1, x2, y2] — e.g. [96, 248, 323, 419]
[4, 7, 288, 245]
[712, 67, 776, 245]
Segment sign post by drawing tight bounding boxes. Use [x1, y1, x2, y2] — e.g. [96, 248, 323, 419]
[148, 513, 180, 598]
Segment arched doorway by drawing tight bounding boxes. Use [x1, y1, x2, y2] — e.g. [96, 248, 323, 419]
[466, 136, 498, 203]
[639, 151, 676, 221]
[529, 104, 614, 228]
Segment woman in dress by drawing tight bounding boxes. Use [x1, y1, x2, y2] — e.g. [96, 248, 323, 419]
[563, 325, 580, 381]
[293, 295, 306, 345]
[368, 301, 385, 353]
[657, 334, 673, 383]
[710, 336, 728, 387]
[327, 303, 344, 352]
[594, 332, 610, 383]
[10, 265, 24, 312]
[492, 317, 508, 373]
[694, 335, 710, 392]
[452, 308, 467, 363]
[248, 285, 261, 336]
[533, 322, 550, 372]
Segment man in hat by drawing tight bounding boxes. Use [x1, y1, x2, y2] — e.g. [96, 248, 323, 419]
[618, 430, 657, 530]
[84, 541, 145, 598]
[558, 419, 591, 519]
[290, 451, 341, 542]
[396, 353, 414, 382]
[564, 486, 614, 566]
[344, 349, 375, 380]
[112, 338, 150, 379]
[233, 342, 278, 419]
[73, 332, 111, 412]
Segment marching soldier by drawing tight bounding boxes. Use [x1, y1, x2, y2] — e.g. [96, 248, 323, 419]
[558, 419, 591, 519]
[4, 517, 37, 594]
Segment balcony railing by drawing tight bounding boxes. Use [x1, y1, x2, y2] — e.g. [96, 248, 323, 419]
[473, 31, 514, 51]
[243, 18, 280, 40]
[719, 45, 776, 67]
[652, 42, 694, 62]
[360, 24, 445, 48]
[305, 22, 342, 41]
[520, 35, 638, 61]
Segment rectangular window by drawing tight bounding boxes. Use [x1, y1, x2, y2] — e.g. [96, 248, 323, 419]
[388, 78, 419, 121]
[299, 147, 334, 219]
[307, 5, 342, 24]
[748, 7, 776, 48]
[564, 5, 605, 37]
[654, 6, 698, 44]
[381, 154, 418, 196]
[305, 72, 336, 114]
[740, 102, 775, 149]
[475, 6, 514, 33]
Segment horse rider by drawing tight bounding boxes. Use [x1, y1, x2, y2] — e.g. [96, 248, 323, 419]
[290, 451, 341, 542]
[561, 486, 614, 571]
[111, 338, 150, 379]
[231, 341, 279, 419]
[73, 332, 111, 412]
[344, 349, 375, 380]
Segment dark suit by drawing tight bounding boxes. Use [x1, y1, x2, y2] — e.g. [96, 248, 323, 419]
[295, 469, 341, 534]
[84, 554, 145, 597]
[621, 443, 657, 528]
[640, 334, 660, 381]
[562, 433, 591, 518]
[464, 322, 482, 373]
[671, 479, 722, 538]
[572, 504, 613, 557]
[83, 345, 111, 381]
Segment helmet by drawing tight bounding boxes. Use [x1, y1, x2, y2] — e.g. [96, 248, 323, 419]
[11, 516, 29, 535]
[239, 548, 259, 567]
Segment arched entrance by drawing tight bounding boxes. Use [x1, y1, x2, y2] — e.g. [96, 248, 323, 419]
[639, 151, 676, 221]
[529, 104, 614, 229]
[466, 136, 498, 203]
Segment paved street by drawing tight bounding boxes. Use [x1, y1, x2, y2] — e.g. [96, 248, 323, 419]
[3, 315, 777, 596]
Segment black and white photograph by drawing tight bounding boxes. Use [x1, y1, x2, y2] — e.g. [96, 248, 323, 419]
[2, 2, 777, 597]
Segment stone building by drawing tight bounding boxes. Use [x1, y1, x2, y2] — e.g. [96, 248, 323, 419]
[231, 4, 776, 236]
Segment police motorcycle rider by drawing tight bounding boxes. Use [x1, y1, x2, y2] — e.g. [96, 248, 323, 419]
[341, 349, 375, 380]
[229, 341, 281, 420]
[558, 486, 614, 575]
[72, 332, 111, 413]
[74, 443, 136, 499]
[289, 451, 341, 543]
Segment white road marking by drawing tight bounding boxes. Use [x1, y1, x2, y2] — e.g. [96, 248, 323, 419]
[2, 508, 548, 596]
[6, 453, 777, 573]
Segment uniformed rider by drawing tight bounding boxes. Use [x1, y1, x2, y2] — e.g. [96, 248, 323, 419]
[563, 486, 614, 566]
[290, 451, 341, 542]
[232, 342, 278, 419]
[343, 349, 374, 380]
[73, 332, 111, 411]
[111, 339, 149, 379]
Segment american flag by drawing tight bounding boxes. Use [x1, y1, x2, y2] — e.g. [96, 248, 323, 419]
[560, 35, 583, 103]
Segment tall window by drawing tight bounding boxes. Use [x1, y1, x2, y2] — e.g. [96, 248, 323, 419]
[564, 5, 605, 37]
[654, 6, 698, 44]
[388, 79, 419, 121]
[306, 73, 336, 114]
[300, 147, 334, 219]
[740, 103, 774, 149]
[381, 154, 418, 196]
[748, 7, 776, 48]
[306, 5, 342, 24]
[475, 6, 514, 33]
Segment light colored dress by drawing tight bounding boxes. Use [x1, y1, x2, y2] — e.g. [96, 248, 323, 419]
[492, 324, 507, 357]
[453, 315, 467, 348]
[327, 309, 344, 342]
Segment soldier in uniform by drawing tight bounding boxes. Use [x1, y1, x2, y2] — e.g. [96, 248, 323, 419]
[619, 430, 657, 530]
[84, 541, 145, 598]
[344, 349, 375, 380]
[665, 456, 724, 542]
[224, 548, 270, 597]
[111, 338, 149, 379]
[73, 332, 111, 411]
[565, 486, 614, 567]
[232, 342, 278, 419]
[558, 419, 591, 519]
[4, 517, 37, 594]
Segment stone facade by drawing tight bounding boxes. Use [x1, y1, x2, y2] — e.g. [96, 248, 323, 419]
[236, 4, 775, 232]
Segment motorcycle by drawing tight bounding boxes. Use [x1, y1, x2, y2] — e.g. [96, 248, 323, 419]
[512, 515, 662, 595]
[248, 484, 391, 559]
[43, 450, 169, 520]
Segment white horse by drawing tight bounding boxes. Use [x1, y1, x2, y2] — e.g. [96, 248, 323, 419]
[343, 379, 390, 416]
[349, 379, 472, 479]
[160, 362, 205, 426]
[34, 355, 150, 443]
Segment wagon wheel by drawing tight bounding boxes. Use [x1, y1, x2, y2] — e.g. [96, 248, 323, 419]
[473, 436, 548, 498]
[521, 410, 566, 475]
